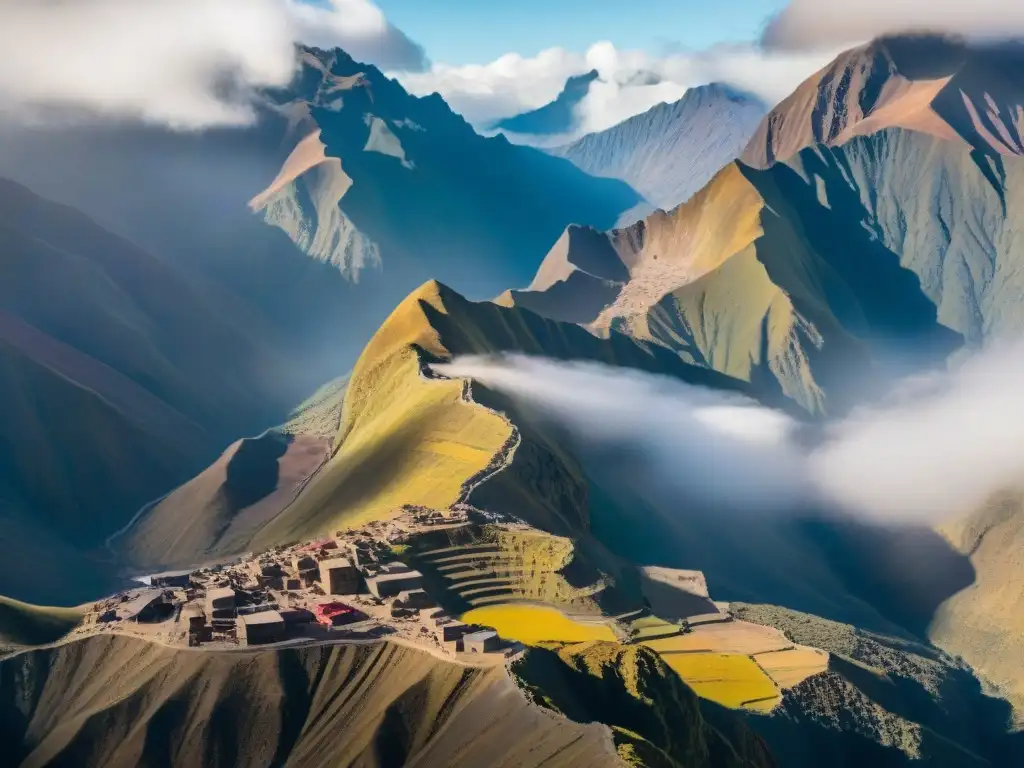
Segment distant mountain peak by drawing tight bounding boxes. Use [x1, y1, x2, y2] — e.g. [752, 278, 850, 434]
[548, 82, 767, 219]
[490, 69, 600, 136]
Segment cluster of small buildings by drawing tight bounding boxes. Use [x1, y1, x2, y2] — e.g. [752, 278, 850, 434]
[86, 508, 522, 658]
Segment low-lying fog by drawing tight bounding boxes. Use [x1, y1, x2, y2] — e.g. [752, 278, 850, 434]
[434, 342, 1024, 523]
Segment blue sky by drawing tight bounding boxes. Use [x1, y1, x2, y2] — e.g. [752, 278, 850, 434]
[375, 0, 789, 64]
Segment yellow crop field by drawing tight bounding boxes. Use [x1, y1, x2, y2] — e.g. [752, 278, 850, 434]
[462, 604, 617, 644]
[640, 634, 717, 654]
[754, 647, 829, 689]
[657, 652, 779, 711]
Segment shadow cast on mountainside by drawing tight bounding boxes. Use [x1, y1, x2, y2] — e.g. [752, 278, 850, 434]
[222, 432, 290, 510]
[741, 149, 962, 377]
[793, 517, 975, 639]
[583, 457, 976, 641]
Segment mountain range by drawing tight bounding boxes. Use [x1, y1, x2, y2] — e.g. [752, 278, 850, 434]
[549, 84, 767, 223]
[1, 30, 1023, 768]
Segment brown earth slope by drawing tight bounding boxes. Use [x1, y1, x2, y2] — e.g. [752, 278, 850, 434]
[0, 635, 621, 768]
[932, 492, 1024, 715]
[742, 35, 1024, 168]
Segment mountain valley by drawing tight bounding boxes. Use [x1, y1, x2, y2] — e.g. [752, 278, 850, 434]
[0, 18, 1023, 768]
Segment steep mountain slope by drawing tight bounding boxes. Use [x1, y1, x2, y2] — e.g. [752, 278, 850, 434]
[733, 605, 1018, 767]
[932, 492, 1024, 714]
[514, 642, 775, 767]
[742, 35, 1024, 169]
[0, 598, 82, 651]
[123, 279, 759, 568]
[503, 153, 954, 415]
[0, 178, 308, 602]
[0, 46, 638, 384]
[0, 635, 623, 767]
[549, 85, 766, 221]
[510, 36, 1024, 415]
[491, 70, 601, 136]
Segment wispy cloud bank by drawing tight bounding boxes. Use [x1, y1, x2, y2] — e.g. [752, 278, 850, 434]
[0, 0, 426, 130]
[764, 0, 1024, 51]
[397, 41, 835, 140]
[434, 347, 1024, 523]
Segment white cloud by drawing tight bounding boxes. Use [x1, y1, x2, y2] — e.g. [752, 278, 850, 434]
[396, 40, 835, 140]
[286, 0, 427, 71]
[397, 47, 587, 127]
[764, 0, 1024, 51]
[0, 0, 426, 130]
[434, 343, 1024, 524]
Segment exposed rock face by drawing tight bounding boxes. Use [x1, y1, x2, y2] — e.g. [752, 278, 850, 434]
[742, 35, 1024, 168]
[550, 84, 767, 222]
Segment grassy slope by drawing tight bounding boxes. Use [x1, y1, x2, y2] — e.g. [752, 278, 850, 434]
[244, 279, 759, 551]
[0, 635, 619, 767]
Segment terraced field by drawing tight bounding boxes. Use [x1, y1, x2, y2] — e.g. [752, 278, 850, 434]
[635, 616, 828, 711]
[414, 526, 611, 613]
[462, 604, 618, 645]
[658, 652, 780, 712]
[752, 647, 829, 689]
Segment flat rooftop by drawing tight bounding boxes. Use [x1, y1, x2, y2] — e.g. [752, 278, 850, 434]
[207, 587, 235, 601]
[320, 557, 355, 570]
[368, 569, 422, 584]
[463, 630, 498, 642]
[239, 610, 284, 626]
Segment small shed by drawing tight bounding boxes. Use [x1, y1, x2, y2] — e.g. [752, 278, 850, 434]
[319, 557, 360, 595]
[366, 569, 423, 599]
[396, 589, 434, 609]
[181, 603, 206, 632]
[237, 610, 286, 646]
[206, 587, 236, 619]
[463, 630, 500, 654]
